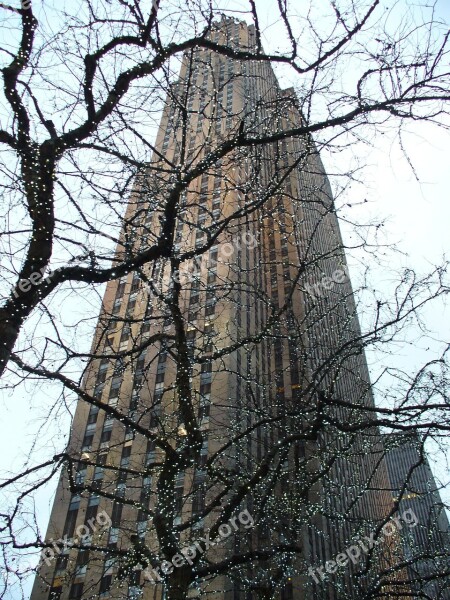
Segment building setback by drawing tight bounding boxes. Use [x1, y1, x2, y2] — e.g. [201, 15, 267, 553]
[32, 16, 407, 600]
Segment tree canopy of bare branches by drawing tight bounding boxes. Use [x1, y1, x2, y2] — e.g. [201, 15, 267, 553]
[0, 1, 449, 600]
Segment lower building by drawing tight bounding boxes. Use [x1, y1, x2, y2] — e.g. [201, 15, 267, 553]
[384, 431, 450, 599]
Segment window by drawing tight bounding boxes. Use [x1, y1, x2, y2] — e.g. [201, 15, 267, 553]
[146, 441, 156, 465]
[129, 394, 138, 411]
[155, 371, 165, 384]
[99, 575, 112, 596]
[149, 410, 159, 429]
[135, 352, 146, 373]
[75, 550, 89, 577]
[82, 434, 93, 451]
[199, 382, 211, 396]
[104, 558, 115, 575]
[125, 423, 135, 440]
[63, 509, 78, 538]
[108, 527, 119, 545]
[96, 369, 107, 385]
[69, 494, 81, 510]
[195, 232, 205, 247]
[87, 495, 100, 512]
[109, 376, 121, 399]
[100, 428, 112, 444]
[201, 362, 212, 374]
[111, 503, 123, 527]
[88, 406, 99, 425]
[201, 437, 208, 452]
[93, 466, 104, 481]
[204, 322, 214, 336]
[85, 422, 96, 436]
[188, 308, 198, 323]
[75, 467, 87, 486]
[189, 290, 199, 305]
[130, 276, 140, 293]
[93, 383, 104, 399]
[137, 520, 147, 538]
[200, 362, 212, 385]
[85, 503, 99, 524]
[192, 487, 205, 515]
[112, 299, 122, 315]
[128, 585, 142, 600]
[175, 486, 184, 514]
[121, 446, 131, 467]
[108, 396, 118, 408]
[128, 567, 142, 596]
[209, 248, 218, 265]
[113, 358, 124, 376]
[69, 583, 84, 599]
[205, 303, 215, 317]
[115, 482, 126, 497]
[120, 452, 130, 468]
[55, 555, 69, 574]
[120, 325, 131, 342]
[116, 282, 125, 299]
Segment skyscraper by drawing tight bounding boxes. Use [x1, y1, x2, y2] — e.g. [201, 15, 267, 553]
[32, 16, 403, 600]
[384, 432, 450, 599]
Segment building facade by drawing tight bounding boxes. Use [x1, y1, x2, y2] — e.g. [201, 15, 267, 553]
[32, 16, 405, 600]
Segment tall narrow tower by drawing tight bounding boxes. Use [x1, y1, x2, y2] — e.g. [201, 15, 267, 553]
[32, 16, 399, 600]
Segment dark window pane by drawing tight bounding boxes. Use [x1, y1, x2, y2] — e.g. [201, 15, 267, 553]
[99, 575, 112, 595]
[111, 503, 123, 527]
[100, 429, 112, 443]
[69, 583, 84, 599]
[63, 509, 78, 538]
[85, 504, 98, 524]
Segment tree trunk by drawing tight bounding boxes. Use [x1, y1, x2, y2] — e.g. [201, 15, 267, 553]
[165, 565, 192, 600]
[0, 310, 21, 378]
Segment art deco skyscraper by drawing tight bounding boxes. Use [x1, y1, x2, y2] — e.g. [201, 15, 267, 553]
[32, 16, 401, 600]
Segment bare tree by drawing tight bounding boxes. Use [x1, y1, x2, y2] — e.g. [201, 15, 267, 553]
[0, 1, 449, 600]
